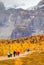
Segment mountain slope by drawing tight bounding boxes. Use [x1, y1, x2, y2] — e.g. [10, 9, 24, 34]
[0, 1, 44, 39]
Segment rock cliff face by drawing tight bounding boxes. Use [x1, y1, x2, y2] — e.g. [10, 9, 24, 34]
[37, 0, 44, 10]
[0, 0, 44, 39]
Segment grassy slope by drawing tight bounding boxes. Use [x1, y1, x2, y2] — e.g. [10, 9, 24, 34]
[0, 34, 44, 65]
[0, 52, 44, 65]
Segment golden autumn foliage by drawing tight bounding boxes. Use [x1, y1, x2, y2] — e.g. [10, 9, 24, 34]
[0, 34, 44, 56]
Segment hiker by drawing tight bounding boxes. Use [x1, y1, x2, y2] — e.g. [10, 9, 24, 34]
[8, 51, 12, 57]
[16, 52, 20, 56]
[13, 51, 16, 57]
[26, 48, 30, 52]
[8, 51, 11, 57]
[10, 51, 12, 57]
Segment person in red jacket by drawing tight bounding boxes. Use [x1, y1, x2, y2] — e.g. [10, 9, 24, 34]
[16, 52, 20, 55]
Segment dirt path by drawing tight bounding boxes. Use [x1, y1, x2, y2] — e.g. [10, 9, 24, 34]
[0, 51, 35, 61]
